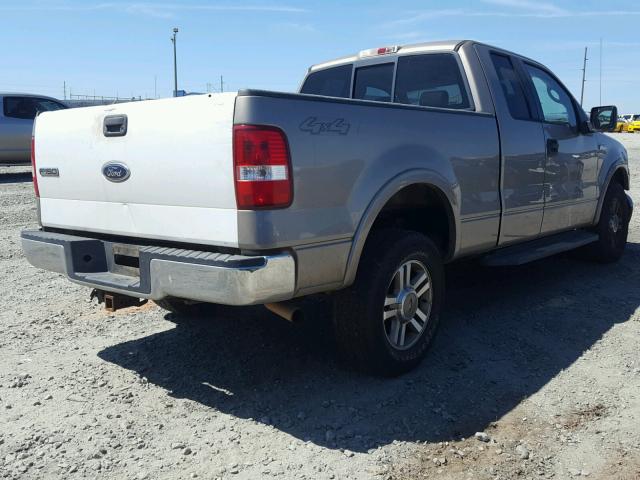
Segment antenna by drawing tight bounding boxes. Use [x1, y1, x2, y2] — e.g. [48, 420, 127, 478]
[580, 47, 588, 107]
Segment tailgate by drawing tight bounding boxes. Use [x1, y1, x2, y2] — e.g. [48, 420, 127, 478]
[34, 93, 240, 247]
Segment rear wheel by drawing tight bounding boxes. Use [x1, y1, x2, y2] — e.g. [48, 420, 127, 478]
[584, 182, 630, 263]
[333, 229, 444, 376]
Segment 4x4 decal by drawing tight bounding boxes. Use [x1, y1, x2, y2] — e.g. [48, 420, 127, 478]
[299, 117, 350, 135]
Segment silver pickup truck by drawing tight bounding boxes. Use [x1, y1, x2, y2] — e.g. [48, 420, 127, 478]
[22, 40, 631, 376]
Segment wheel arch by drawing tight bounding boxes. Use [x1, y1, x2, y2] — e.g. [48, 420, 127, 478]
[342, 170, 459, 287]
[594, 163, 630, 224]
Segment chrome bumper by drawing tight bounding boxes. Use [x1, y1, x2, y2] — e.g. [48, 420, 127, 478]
[21, 229, 296, 306]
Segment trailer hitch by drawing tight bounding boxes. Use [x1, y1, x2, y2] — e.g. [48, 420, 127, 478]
[90, 289, 147, 312]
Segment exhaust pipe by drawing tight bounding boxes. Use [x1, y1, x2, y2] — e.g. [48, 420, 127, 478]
[265, 301, 304, 323]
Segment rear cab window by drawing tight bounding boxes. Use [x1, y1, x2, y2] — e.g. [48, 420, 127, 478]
[394, 54, 470, 109]
[353, 63, 394, 102]
[301, 51, 473, 110]
[300, 64, 353, 98]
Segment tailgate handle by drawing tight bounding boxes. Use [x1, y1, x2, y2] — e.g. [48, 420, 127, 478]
[103, 115, 128, 137]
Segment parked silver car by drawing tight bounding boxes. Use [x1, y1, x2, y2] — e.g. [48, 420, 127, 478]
[0, 93, 67, 164]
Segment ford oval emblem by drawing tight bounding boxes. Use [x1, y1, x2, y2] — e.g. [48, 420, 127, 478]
[102, 163, 130, 183]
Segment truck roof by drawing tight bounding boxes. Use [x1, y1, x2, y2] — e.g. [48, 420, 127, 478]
[308, 40, 468, 72]
[308, 40, 537, 73]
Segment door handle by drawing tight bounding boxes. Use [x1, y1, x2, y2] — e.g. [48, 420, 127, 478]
[546, 138, 559, 155]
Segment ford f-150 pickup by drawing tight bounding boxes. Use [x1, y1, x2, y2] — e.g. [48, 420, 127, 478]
[22, 40, 631, 376]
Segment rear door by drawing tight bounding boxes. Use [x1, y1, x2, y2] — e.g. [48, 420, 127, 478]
[475, 45, 547, 245]
[521, 63, 599, 232]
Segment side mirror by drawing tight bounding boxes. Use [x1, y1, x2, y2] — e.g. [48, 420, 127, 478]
[590, 105, 618, 132]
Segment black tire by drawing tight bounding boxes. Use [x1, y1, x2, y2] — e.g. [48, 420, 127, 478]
[333, 229, 444, 377]
[154, 297, 215, 317]
[584, 182, 630, 263]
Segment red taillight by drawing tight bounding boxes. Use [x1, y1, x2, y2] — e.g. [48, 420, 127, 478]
[31, 137, 39, 198]
[233, 125, 292, 209]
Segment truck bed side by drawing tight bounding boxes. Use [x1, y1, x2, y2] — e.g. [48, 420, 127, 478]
[234, 90, 500, 294]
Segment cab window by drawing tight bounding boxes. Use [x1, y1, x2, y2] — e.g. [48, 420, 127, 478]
[300, 64, 352, 98]
[524, 64, 577, 128]
[353, 63, 394, 102]
[394, 53, 470, 109]
[490, 53, 532, 120]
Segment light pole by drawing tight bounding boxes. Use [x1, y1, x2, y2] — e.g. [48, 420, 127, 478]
[171, 27, 179, 97]
[580, 46, 587, 107]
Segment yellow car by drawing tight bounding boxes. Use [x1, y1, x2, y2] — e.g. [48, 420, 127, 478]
[615, 117, 630, 132]
[627, 114, 640, 133]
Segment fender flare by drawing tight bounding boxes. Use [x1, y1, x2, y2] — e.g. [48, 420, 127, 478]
[593, 162, 630, 224]
[342, 169, 460, 287]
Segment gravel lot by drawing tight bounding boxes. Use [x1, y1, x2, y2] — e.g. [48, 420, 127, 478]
[1, 134, 640, 480]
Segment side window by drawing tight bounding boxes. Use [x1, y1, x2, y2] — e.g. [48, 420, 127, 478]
[524, 64, 577, 127]
[3, 96, 38, 120]
[490, 53, 532, 120]
[353, 63, 394, 102]
[300, 64, 352, 98]
[34, 98, 66, 112]
[394, 53, 470, 109]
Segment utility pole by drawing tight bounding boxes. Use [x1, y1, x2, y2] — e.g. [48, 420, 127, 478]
[154, 75, 157, 98]
[599, 38, 603, 105]
[171, 27, 179, 97]
[206, 82, 211, 93]
[580, 47, 588, 107]
[220, 75, 224, 93]
[63, 81, 66, 100]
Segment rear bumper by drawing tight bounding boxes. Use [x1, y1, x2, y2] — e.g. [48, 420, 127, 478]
[21, 229, 296, 306]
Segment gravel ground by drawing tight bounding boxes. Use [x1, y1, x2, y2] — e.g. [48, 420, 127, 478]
[1, 134, 640, 480]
